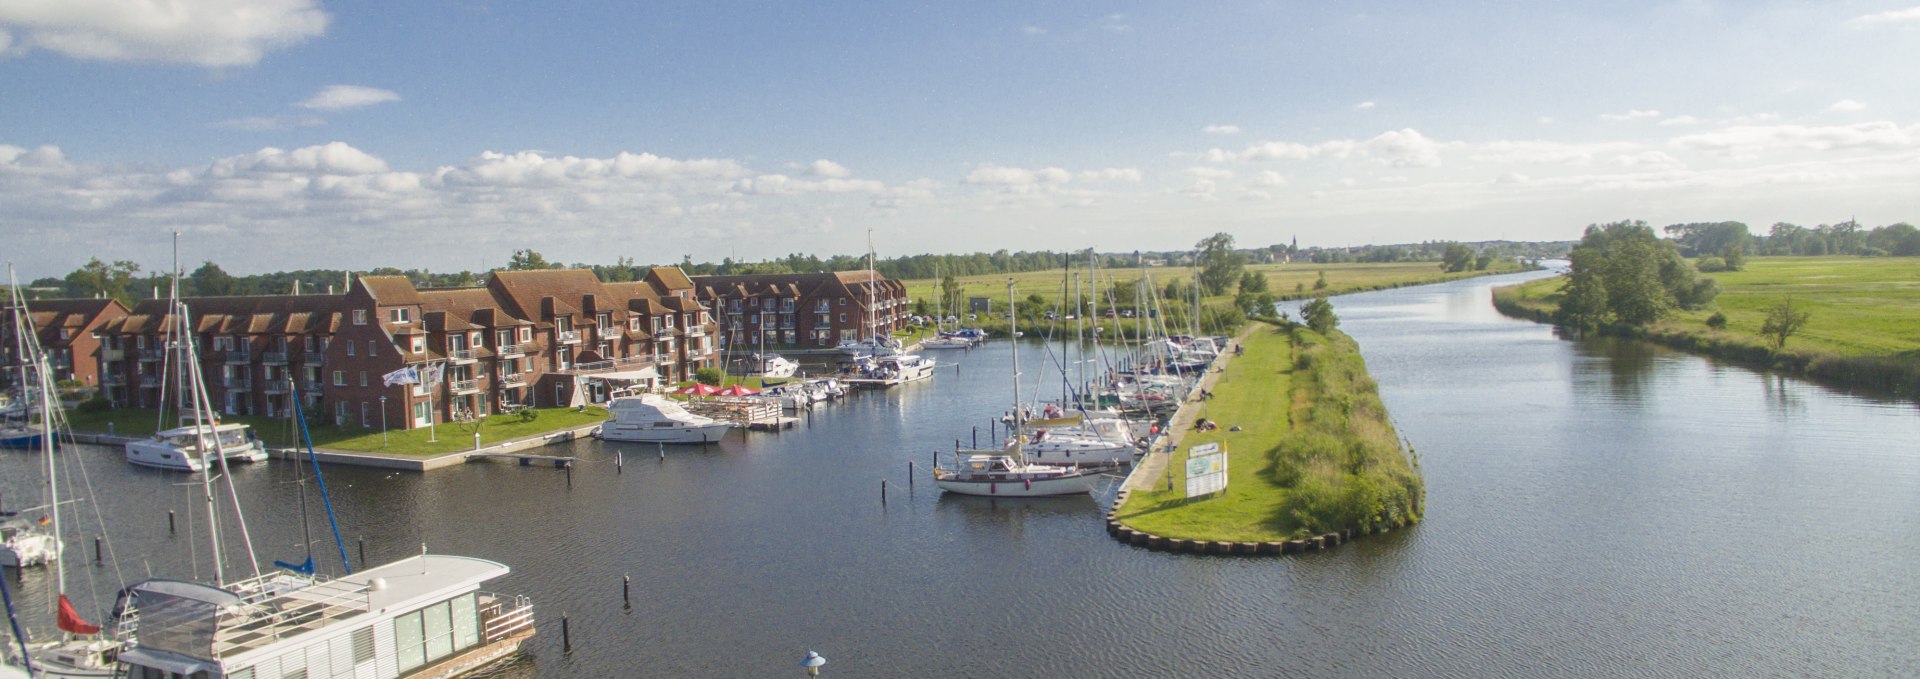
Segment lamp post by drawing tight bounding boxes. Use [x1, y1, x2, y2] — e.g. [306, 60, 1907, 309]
[800, 650, 826, 677]
[378, 395, 388, 447]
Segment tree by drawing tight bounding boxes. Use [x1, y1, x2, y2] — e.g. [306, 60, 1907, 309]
[694, 366, 724, 386]
[939, 275, 964, 317]
[1312, 271, 1328, 290]
[189, 261, 239, 297]
[1441, 242, 1475, 273]
[506, 249, 553, 270]
[1238, 271, 1269, 294]
[1474, 252, 1495, 271]
[1300, 297, 1338, 333]
[1759, 297, 1811, 350]
[1194, 232, 1245, 296]
[63, 258, 141, 303]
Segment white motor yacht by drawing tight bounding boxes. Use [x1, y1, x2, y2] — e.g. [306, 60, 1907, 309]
[597, 394, 733, 443]
[748, 352, 799, 379]
[0, 518, 58, 567]
[125, 422, 269, 472]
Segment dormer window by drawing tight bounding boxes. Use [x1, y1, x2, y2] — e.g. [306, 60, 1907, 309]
[389, 308, 410, 324]
[597, 313, 610, 327]
[353, 309, 368, 325]
[411, 336, 425, 354]
[519, 327, 532, 342]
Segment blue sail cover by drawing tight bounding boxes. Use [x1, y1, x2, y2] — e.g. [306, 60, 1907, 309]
[274, 555, 316, 575]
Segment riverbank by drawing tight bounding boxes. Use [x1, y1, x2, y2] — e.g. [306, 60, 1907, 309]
[1110, 320, 1423, 549]
[1492, 256, 1920, 395]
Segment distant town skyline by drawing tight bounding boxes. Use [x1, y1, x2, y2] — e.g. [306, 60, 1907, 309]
[3, 1, 1917, 278]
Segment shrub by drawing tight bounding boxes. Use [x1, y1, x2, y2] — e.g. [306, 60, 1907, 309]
[77, 396, 113, 414]
[1705, 312, 1728, 330]
[517, 408, 540, 423]
[1695, 256, 1728, 273]
[694, 366, 724, 386]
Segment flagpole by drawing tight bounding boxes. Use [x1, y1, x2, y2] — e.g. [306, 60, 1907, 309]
[427, 360, 438, 443]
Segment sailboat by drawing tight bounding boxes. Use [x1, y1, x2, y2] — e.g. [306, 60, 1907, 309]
[935, 280, 1096, 497]
[105, 359, 536, 678]
[123, 241, 268, 472]
[0, 268, 121, 678]
[0, 293, 46, 451]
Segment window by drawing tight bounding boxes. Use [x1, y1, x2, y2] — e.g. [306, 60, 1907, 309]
[520, 327, 532, 342]
[333, 370, 345, 386]
[305, 336, 317, 352]
[136, 335, 147, 349]
[556, 316, 572, 332]
[353, 309, 367, 325]
[664, 315, 675, 328]
[497, 330, 511, 347]
[839, 297, 847, 306]
[346, 341, 356, 357]
[411, 336, 425, 354]
[596, 313, 609, 327]
[360, 401, 368, 428]
[359, 371, 367, 387]
[839, 313, 846, 323]
[628, 317, 638, 330]
[335, 401, 347, 424]
[389, 307, 410, 324]
[367, 340, 377, 357]
[394, 611, 426, 673]
[59, 328, 71, 340]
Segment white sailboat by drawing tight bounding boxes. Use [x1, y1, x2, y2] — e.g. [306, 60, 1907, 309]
[596, 393, 733, 443]
[124, 245, 268, 472]
[0, 267, 121, 678]
[935, 280, 1097, 497]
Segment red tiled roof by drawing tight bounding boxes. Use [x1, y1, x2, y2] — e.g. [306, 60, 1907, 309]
[358, 276, 424, 305]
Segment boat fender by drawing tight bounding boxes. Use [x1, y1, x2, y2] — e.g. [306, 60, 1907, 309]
[1024, 478, 1032, 491]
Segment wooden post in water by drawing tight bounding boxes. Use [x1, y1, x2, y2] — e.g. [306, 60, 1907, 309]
[561, 614, 572, 653]
[358, 536, 366, 568]
[622, 575, 631, 609]
[972, 426, 977, 448]
[881, 479, 888, 504]
[168, 510, 175, 534]
[94, 537, 102, 564]
[908, 461, 915, 487]
[617, 451, 623, 473]
[658, 443, 665, 461]
[566, 463, 573, 489]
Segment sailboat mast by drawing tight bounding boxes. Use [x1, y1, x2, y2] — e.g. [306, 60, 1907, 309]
[1008, 278, 1019, 431]
[9, 266, 67, 595]
[866, 230, 876, 342]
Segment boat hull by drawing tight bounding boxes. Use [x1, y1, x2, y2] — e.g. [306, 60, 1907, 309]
[0, 532, 57, 567]
[934, 473, 1098, 497]
[0, 428, 44, 450]
[597, 422, 731, 444]
[124, 441, 269, 472]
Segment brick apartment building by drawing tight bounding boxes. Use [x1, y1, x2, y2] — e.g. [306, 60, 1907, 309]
[691, 270, 909, 351]
[1, 298, 130, 391]
[92, 267, 717, 431]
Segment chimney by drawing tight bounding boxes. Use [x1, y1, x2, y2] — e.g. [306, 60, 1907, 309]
[293, 279, 301, 296]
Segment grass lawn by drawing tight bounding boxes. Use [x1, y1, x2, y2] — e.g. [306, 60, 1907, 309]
[65, 406, 609, 456]
[1499, 256, 1920, 359]
[1113, 323, 1297, 542]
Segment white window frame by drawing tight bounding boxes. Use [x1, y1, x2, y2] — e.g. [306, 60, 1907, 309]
[353, 309, 368, 325]
[390, 308, 411, 324]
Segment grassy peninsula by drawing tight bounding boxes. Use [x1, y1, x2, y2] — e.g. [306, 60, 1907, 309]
[66, 406, 609, 456]
[1494, 256, 1920, 394]
[1113, 321, 1424, 542]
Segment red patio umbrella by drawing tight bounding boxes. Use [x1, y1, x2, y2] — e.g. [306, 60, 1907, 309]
[716, 385, 761, 396]
[676, 383, 721, 396]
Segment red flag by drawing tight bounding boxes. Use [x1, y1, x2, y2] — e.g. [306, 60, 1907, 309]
[57, 594, 101, 635]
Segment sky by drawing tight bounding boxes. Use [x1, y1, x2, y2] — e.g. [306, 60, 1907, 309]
[2, 0, 1918, 279]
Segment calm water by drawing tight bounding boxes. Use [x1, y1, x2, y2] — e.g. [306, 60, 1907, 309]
[6, 269, 1918, 677]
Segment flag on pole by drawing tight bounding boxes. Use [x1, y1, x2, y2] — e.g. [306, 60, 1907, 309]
[381, 366, 419, 386]
[422, 362, 445, 385]
[57, 594, 101, 635]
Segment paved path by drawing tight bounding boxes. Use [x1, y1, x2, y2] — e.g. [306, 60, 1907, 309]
[1120, 324, 1259, 495]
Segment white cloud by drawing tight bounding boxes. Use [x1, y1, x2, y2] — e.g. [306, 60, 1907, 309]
[299, 85, 401, 111]
[1670, 121, 1920, 155]
[732, 174, 885, 195]
[1101, 14, 1132, 32]
[1252, 170, 1288, 187]
[1827, 99, 1867, 113]
[1600, 109, 1662, 122]
[1470, 140, 1637, 166]
[1021, 25, 1046, 35]
[1077, 167, 1142, 182]
[205, 142, 391, 177]
[1363, 128, 1446, 167]
[1203, 124, 1241, 135]
[1849, 6, 1920, 26]
[212, 116, 327, 131]
[1186, 166, 1234, 180]
[1657, 115, 1699, 126]
[1355, 101, 1376, 110]
[1612, 151, 1684, 169]
[0, 0, 328, 67]
[805, 159, 852, 178]
[964, 165, 1073, 192]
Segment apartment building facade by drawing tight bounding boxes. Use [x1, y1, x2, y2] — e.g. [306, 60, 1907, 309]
[91, 266, 717, 431]
[692, 271, 909, 350]
[0, 298, 130, 390]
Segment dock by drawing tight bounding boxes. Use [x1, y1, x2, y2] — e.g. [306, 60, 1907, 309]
[682, 397, 793, 430]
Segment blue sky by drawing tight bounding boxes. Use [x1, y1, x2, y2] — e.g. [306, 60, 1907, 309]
[3, 1, 1917, 277]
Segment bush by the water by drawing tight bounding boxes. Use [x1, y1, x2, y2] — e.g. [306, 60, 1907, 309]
[1267, 327, 1423, 537]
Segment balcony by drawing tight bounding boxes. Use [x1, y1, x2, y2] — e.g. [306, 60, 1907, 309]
[496, 343, 526, 357]
[557, 330, 581, 344]
[447, 348, 478, 363]
[450, 379, 481, 394]
[226, 351, 252, 364]
[683, 325, 705, 336]
[140, 375, 162, 388]
[138, 349, 164, 362]
[302, 381, 323, 393]
[598, 326, 621, 339]
[225, 377, 252, 391]
[101, 347, 124, 361]
[498, 372, 527, 387]
[262, 381, 291, 395]
[103, 373, 125, 386]
[260, 351, 289, 365]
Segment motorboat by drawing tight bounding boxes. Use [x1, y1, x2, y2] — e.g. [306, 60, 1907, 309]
[0, 517, 57, 568]
[597, 394, 733, 443]
[125, 422, 269, 472]
[920, 334, 972, 350]
[0, 420, 43, 449]
[844, 354, 937, 386]
[747, 352, 799, 379]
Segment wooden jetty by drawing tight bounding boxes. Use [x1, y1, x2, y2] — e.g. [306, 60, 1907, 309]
[682, 397, 796, 430]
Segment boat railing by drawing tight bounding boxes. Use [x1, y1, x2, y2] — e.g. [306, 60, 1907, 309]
[479, 592, 535, 643]
[207, 575, 372, 655]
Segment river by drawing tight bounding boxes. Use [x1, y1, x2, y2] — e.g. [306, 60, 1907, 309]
[5, 269, 1916, 677]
